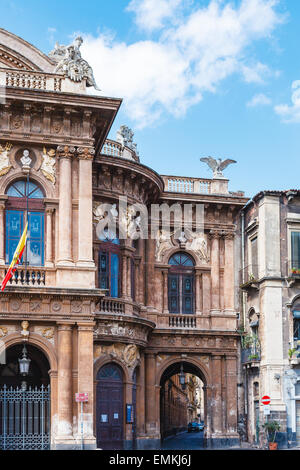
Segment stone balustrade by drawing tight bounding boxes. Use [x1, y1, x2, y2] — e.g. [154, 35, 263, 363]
[4, 267, 46, 287]
[101, 139, 140, 162]
[161, 175, 231, 195]
[0, 68, 63, 92]
[169, 315, 197, 328]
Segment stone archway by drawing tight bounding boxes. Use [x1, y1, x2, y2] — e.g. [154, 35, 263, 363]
[0, 343, 51, 450]
[159, 360, 207, 445]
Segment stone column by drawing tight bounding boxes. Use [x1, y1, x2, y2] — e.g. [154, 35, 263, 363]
[145, 239, 156, 308]
[45, 207, 54, 267]
[211, 355, 223, 437]
[137, 352, 146, 437]
[145, 353, 159, 444]
[77, 147, 95, 267]
[76, 323, 96, 449]
[121, 253, 128, 299]
[223, 232, 235, 313]
[126, 255, 132, 299]
[56, 324, 74, 447]
[195, 268, 202, 314]
[202, 271, 211, 314]
[225, 355, 239, 436]
[0, 202, 6, 265]
[134, 258, 140, 303]
[210, 231, 220, 313]
[57, 146, 75, 266]
[162, 269, 169, 313]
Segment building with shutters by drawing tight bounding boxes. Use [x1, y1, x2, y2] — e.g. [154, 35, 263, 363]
[0, 28, 249, 450]
[240, 190, 300, 448]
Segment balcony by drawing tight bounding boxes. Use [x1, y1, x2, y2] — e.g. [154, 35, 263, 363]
[101, 138, 140, 162]
[241, 347, 261, 366]
[240, 265, 259, 290]
[3, 266, 46, 287]
[0, 67, 63, 92]
[161, 175, 245, 196]
[169, 315, 197, 329]
[96, 297, 141, 316]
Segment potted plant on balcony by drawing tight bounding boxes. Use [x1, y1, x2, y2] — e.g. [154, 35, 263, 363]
[263, 421, 280, 450]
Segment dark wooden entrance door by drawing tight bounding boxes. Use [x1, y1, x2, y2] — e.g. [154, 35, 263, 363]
[96, 364, 124, 450]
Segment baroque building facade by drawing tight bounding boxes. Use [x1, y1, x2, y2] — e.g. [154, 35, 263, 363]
[241, 190, 300, 448]
[0, 29, 249, 450]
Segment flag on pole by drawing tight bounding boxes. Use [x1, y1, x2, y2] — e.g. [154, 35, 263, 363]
[1, 222, 28, 292]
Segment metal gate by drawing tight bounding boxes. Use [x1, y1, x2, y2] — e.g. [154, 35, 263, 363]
[0, 384, 50, 450]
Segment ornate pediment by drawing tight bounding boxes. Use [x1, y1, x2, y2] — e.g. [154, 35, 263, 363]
[0, 29, 55, 73]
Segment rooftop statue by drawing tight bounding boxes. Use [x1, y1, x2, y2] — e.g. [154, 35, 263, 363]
[49, 36, 100, 90]
[200, 156, 236, 179]
[116, 125, 139, 157]
[117, 126, 139, 155]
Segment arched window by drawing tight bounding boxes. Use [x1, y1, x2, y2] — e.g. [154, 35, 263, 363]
[168, 252, 195, 314]
[292, 301, 300, 343]
[5, 180, 45, 266]
[98, 228, 120, 298]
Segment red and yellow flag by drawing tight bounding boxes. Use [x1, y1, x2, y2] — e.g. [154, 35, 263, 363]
[1, 222, 28, 292]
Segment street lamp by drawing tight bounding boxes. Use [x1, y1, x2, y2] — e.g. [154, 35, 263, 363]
[18, 344, 31, 377]
[179, 363, 186, 391]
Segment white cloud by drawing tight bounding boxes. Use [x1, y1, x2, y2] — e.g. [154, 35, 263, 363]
[127, 0, 185, 32]
[81, 0, 284, 128]
[275, 80, 300, 123]
[247, 93, 272, 107]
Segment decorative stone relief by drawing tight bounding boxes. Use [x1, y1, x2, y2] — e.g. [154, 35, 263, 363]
[10, 300, 21, 311]
[0, 142, 13, 177]
[21, 321, 29, 339]
[40, 147, 56, 185]
[0, 326, 8, 338]
[34, 326, 55, 344]
[49, 36, 100, 90]
[95, 343, 140, 368]
[51, 301, 62, 312]
[185, 230, 209, 263]
[155, 230, 175, 262]
[71, 301, 82, 314]
[94, 320, 151, 346]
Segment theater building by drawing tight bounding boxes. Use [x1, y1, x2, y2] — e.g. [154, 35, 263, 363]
[0, 29, 248, 450]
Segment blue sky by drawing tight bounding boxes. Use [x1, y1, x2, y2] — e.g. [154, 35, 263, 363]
[1, 0, 300, 197]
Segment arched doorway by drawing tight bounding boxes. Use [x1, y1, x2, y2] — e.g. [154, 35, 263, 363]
[0, 343, 50, 450]
[96, 363, 124, 450]
[160, 361, 206, 448]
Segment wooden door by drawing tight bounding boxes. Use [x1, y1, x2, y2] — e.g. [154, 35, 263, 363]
[96, 364, 124, 450]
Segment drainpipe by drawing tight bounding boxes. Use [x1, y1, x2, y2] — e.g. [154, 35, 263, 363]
[241, 208, 248, 429]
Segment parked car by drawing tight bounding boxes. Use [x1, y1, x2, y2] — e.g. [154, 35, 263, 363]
[199, 421, 205, 431]
[187, 422, 201, 433]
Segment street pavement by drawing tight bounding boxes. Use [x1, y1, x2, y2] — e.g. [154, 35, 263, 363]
[161, 431, 205, 450]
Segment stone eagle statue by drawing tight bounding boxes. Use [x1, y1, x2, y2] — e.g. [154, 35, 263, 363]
[200, 156, 236, 179]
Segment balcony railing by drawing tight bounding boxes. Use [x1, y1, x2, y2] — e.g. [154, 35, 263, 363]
[169, 315, 197, 329]
[97, 297, 126, 314]
[0, 68, 63, 92]
[100, 139, 140, 162]
[5, 267, 46, 287]
[289, 260, 300, 277]
[162, 176, 212, 195]
[241, 347, 261, 364]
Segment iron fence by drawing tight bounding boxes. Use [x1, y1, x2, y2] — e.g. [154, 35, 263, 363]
[0, 384, 50, 450]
